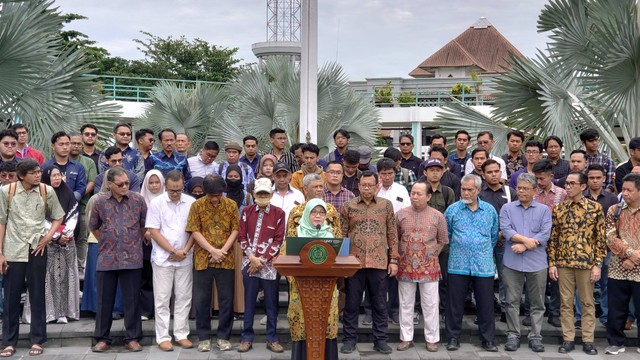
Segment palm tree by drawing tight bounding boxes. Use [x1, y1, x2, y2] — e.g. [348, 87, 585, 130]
[433, 0, 636, 162]
[0, 0, 121, 156]
[135, 81, 229, 152]
[212, 56, 380, 156]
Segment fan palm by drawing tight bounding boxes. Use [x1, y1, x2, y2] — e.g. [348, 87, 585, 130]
[0, 0, 121, 156]
[211, 56, 380, 156]
[135, 81, 229, 152]
[433, 0, 636, 162]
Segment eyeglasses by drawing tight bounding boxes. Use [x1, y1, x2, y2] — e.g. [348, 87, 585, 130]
[525, 151, 540, 155]
[111, 181, 129, 188]
[117, 132, 132, 137]
[565, 181, 580, 187]
[83, 132, 97, 137]
[166, 189, 182, 194]
[15, 132, 27, 136]
[310, 210, 326, 216]
[70, 142, 83, 147]
[1, 141, 17, 147]
[516, 186, 534, 192]
[400, 142, 412, 146]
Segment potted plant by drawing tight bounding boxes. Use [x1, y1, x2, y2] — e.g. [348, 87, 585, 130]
[397, 91, 416, 107]
[374, 81, 393, 107]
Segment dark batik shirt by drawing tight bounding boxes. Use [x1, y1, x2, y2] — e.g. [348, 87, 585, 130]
[90, 191, 147, 271]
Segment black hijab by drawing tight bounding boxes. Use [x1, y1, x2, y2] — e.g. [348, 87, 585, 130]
[41, 165, 78, 224]
[225, 164, 245, 208]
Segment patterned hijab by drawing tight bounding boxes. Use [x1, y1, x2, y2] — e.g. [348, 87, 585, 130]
[297, 198, 333, 238]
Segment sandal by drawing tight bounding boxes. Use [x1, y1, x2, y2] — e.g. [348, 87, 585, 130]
[29, 345, 43, 356]
[0, 347, 15, 357]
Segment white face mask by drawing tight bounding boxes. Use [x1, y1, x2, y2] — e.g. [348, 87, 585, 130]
[254, 197, 270, 208]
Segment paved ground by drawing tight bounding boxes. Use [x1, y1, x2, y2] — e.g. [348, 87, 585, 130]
[1, 315, 638, 359]
[1, 340, 639, 359]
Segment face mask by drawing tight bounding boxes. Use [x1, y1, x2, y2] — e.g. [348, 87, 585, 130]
[226, 179, 243, 189]
[254, 197, 270, 208]
[191, 193, 205, 199]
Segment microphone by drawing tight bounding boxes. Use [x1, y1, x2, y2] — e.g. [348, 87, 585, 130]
[316, 224, 321, 236]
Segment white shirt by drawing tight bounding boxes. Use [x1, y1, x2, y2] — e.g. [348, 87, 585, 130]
[464, 153, 508, 180]
[377, 182, 410, 213]
[270, 185, 305, 224]
[187, 155, 217, 178]
[145, 192, 196, 267]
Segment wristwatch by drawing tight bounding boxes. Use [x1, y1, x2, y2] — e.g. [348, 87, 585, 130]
[595, 262, 603, 268]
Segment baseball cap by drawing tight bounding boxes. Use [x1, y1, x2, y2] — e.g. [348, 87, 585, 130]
[273, 162, 290, 173]
[253, 177, 273, 194]
[423, 159, 444, 169]
[358, 145, 372, 165]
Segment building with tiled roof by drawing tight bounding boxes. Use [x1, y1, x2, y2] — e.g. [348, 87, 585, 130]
[409, 17, 524, 78]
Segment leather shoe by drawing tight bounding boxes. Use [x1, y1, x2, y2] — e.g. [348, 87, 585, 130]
[558, 341, 575, 353]
[583, 342, 598, 355]
[528, 339, 545, 352]
[397, 341, 413, 351]
[373, 342, 392, 354]
[237, 341, 252, 353]
[125, 340, 143, 352]
[176, 339, 193, 349]
[481, 341, 498, 352]
[92, 341, 110, 353]
[158, 341, 173, 352]
[548, 316, 561, 328]
[426, 342, 438, 352]
[266, 341, 284, 353]
[446, 338, 460, 351]
[340, 343, 356, 354]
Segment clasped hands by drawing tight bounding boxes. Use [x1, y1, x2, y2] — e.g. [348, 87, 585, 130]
[207, 248, 227, 264]
[511, 236, 538, 254]
[168, 248, 188, 262]
[622, 250, 640, 270]
[247, 254, 265, 275]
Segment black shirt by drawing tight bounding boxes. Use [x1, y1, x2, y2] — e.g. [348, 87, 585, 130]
[401, 155, 423, 176]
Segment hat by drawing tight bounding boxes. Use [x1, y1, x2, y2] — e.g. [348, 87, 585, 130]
[358, 145, 372, 165]
[423, 159, 444, 169]
[253, 177, 273, 194]
[273, 162, 290, 173]
[224, 140, 242, 152]
[629, 137, 640, 150]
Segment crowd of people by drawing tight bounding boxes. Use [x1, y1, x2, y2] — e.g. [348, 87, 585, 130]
[0, 123, 638, 358]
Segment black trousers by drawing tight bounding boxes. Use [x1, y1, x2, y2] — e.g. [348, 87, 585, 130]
[2, 251, 47, 346]
[139, 259, 154, 318]
[606, 278, 640, 347]
[343, 268, 388, 345]
[193, 267, 234, 341]
[438, 251, 449, 313]
[446, 273, 495, 342]
[94, 269, 142, 344]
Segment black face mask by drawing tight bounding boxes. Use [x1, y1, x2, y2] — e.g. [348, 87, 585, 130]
[226, 179, 243, 189]
[191, 193, 205, 199]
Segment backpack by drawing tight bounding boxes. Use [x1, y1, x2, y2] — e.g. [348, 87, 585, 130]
[6, 182, 47, 216]
[400, 167, 410, 185]
[612, 200, 624, 235]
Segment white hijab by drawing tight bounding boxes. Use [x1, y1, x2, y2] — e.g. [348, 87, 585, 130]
[140, 169, 165, 205]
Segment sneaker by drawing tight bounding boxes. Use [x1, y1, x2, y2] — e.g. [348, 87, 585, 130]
[373, 342, 392, 354]
[528, 339, 545, 353]
[604, 345, 625, 355]
[574, 320, 582, 329]
[197, 340, 211, 352]
[259, 315, 267, 325]
[141, 315, 149, 321]
[548, 316, 561, 328]
[340, 343, 356, 354]
[217, 339, 232, 351]
[361, 313, 372, 325]
[56, 316, 68, 324]
[413, 312, 420, 325]
[504, 337, 519, 352]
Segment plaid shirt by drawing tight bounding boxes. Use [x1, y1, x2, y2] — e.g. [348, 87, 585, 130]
[535, 184, 567, 212]
[395, 167, 417, 193]
[586, 151, 616, 191]
[323, 185, 355, 213]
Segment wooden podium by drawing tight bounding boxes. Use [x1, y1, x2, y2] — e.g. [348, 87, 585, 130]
[274, 240, 361, 359]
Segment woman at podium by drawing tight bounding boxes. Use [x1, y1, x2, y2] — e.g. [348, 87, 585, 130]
[284, 198, 340, 359]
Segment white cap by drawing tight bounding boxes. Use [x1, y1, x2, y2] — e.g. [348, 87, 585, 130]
[253, 178, 273, 194]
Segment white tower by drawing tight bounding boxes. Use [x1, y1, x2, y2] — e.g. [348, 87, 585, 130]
[252, 0, 302, 62]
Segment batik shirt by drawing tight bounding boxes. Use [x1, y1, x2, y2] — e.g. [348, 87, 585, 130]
[396, 205, 448, 282]
[605, 203, 640, 282]
[548, 197, 606, 269]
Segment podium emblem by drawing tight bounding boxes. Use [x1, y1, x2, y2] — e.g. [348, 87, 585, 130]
[308, 243, 329, 265]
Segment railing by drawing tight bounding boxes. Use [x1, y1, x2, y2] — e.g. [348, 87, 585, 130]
[83, 74, 497, 106]
[81, 74, 226, 102]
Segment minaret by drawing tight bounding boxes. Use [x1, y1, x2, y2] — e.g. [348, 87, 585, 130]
[252, 0, 302, 63]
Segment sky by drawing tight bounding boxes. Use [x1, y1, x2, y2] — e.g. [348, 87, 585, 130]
[57, 0, 551, 81]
